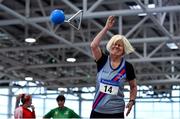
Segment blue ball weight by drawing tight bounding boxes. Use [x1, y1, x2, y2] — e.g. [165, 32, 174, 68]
[50, 9, 65, 24]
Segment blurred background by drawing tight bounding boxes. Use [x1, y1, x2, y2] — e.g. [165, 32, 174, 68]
[0, 0, 180, 118]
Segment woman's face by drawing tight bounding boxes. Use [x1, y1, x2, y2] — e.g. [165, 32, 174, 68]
[110, 40, 124, 56]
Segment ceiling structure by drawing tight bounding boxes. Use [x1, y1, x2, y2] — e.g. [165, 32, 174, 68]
[0, 0, 180, 94]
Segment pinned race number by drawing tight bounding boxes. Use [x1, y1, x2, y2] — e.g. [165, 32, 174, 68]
[99, 80, 119, 95]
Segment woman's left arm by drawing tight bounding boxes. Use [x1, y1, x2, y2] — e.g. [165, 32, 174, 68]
[126, 79, 137, 116]
[129, 79, 137, 101]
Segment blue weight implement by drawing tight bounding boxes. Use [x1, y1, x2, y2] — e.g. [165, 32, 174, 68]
[50, 9, 65, 25]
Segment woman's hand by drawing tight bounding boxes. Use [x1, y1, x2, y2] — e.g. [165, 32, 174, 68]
[105, 16, 115, 30]
[125, 101, 134, 116]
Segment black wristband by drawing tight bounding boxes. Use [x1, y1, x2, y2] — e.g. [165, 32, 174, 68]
[129, 100, 135, 105]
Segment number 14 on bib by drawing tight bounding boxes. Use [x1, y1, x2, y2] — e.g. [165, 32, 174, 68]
[99, 83, 119, 95]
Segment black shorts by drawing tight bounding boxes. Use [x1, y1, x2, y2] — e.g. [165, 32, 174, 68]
[90, 110, 124, 119]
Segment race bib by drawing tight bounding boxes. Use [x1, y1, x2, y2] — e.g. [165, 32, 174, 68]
[99, 79, 119, 95]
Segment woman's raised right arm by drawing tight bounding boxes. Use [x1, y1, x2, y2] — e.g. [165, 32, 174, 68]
[90, 16, 115, 61]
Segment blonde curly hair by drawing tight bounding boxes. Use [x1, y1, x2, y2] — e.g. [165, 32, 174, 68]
[106, 34, 135, 54]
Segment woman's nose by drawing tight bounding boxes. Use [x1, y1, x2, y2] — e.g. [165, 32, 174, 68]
[115, 44, 120, 47]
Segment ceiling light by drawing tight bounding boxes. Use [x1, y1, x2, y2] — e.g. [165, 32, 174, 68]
[25, 77, 33, 81]
[129, 4, 156, 16]
[129, 5, 141, 10]
[25, 38, 36, 43]
[58, 88, 67, 92]
[129, 4, 155, 10]
[166, 43, 178, 50]
[66, 58, 76, 62]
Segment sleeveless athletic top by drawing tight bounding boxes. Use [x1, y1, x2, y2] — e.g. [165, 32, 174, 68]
[14, 106, 35, 119]
[92, 53, 136, 114]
